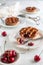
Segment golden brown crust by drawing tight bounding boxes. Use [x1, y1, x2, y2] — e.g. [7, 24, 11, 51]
[20, 27, 38, 39]
[26, 7, 37, 12]
[17, 38, 21, 44]
[16, 37, 24, 45]
[5, 17, 19, 26]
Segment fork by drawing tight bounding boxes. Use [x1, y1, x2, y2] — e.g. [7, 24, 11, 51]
[18, 14, 40, 25]
[23, 36, 43, 44]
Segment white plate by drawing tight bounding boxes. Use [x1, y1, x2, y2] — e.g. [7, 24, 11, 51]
[16, 38, 43, 49]
[21, 8, 40, 14]
[10, 28, 43, 50]
[0, 49, 20, 65]
[0, 17, 22, 28]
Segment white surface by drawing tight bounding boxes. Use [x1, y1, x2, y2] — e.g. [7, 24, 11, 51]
[0, 36, 5, 55]
[0, 0, 43, 65]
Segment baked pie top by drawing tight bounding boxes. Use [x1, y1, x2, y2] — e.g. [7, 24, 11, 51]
[20, 27, 38, 39]
[16, 27, 43, 44]
[5, 17, 19, 26]
[26, 7, 37, 12]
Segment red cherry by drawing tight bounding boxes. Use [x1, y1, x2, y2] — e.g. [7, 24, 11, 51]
[34, 55, 41, 62]
[28, 42, 34, 46]
[12, 50, 17, 56]
[1, 57, 7, 63]
[9, 57, 15, 63]
[9, 51, 13, 57]
[9, 50, 17, 57]
[5, 50, 10, 53]
[2, 31, 7, 37]
[2, 54, 7, 58]
[5, 51, 9, 56]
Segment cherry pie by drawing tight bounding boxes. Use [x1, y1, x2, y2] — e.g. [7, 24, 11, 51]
[5, 17, 19, 26]
[20, 27, 39, 39]
[26, 7, 37, 12]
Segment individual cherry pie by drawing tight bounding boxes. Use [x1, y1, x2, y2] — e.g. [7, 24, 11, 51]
[1, 50, 19, 64]
[20, 27, 40, 39]
[5, 17, 19, 26]
[26, 7, 37, 12]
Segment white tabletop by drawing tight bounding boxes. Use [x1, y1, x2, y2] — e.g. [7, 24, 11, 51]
[0, 0, 43, 65]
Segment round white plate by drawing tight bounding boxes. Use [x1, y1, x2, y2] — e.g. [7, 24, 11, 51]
[9, 28, 43, 50]
[0, 49, 20, 65]
[21, 8, 40, 14]
[16, 38, 43, 49]
[14, 34, 43, 50]
[0, 17, 22, 28]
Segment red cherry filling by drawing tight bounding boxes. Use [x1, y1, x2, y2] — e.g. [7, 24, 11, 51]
[24, 34, 29, 38]
[34, 55, 41, 62]
[17, 38, 24, 44]
[2, 31, 7, 37]
[19, 38, 24, 44]
[1, 50, 18, 64]
[28, 42, 34, 46]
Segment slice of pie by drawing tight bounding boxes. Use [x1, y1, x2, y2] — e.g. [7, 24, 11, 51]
[20, 27, 42, 39]
[5, 17, 19, 26]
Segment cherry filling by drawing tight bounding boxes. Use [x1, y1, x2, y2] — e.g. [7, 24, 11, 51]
[1, 50, 18, 64]
[17, 38, 24, 44]
[19, 38, 23, 44]
[24, 33, 29, 38]
[24, 31, 30, 38]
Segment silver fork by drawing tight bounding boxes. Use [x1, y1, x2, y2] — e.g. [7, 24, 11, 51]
[0, 17, 5, 28]
[18, 14, 40, 25]
[23, 36, 43, 44]
[0, 18, 4, 24]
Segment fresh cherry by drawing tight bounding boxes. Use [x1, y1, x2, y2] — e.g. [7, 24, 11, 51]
[28, 42, 34, 46]
[2, 54, 7, 58]
[9, 57, 15, 63]
[34, 55, 41, 62]
[2, 31, 7, 37]
[9, 51, 13, 57]
[5, 50, 10, 56]
[1, 57, 7, 63]
[12, 50, 16, 57]
[7, 50, 16, 57]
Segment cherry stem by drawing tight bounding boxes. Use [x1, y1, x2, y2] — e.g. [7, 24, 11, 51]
[39, 49, 43, 56]
[4, 35, 9, 51]
[4, 40, 6, 51]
